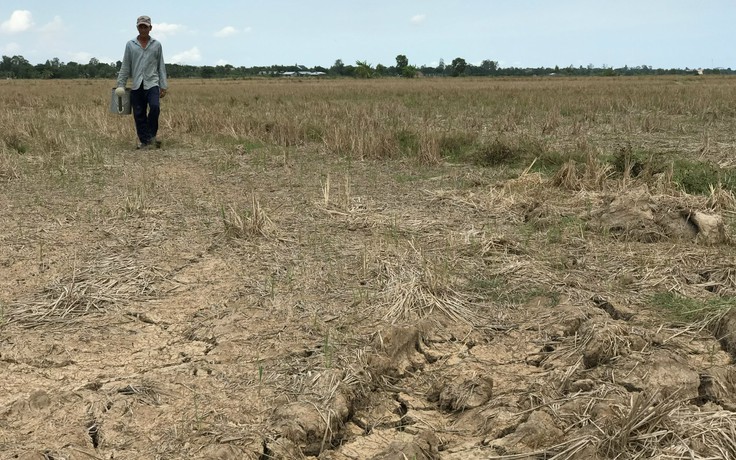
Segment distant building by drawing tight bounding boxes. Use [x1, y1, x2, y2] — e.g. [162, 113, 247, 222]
[281, 71, 326, 77]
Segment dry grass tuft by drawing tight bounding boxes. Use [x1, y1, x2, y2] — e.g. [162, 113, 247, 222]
[707, 183, 736, 212]
[600, 391, 678, 457]
[378, 243, 483, 325]
[487, 392, 736, 459]
[597, 393, 736, 459]
[123, 186, 148, 216]
[671, 409, 736, 458]
[551, 155, 613, 192]
[551, 159, 582, 190]
[221, 193, 275, 239]
[0, 154, 21, 181]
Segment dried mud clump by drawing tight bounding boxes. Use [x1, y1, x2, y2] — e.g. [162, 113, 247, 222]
[714, 308, 736, 359]
[489, 410, 565, 452]
[367, 324, 428, 379]
[369, 431, 440, 460]
[580, 322, 648, 369]
[697, 367, 736, 410]
[427, 363, 493, 412]
[272, 369, 358, 456]
[593, 186, 728, 244]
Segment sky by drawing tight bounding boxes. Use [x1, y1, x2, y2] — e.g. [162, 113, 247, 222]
[0, 1, 733, 70]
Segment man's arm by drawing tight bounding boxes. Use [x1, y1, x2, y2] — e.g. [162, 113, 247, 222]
[158, 43, 168, 93]
[116, 42, 131, 88]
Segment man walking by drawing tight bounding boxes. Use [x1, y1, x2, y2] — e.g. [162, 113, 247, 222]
[116, 15, 168, 149]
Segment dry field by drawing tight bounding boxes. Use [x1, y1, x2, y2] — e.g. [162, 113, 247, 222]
[1, 76, 736, 459]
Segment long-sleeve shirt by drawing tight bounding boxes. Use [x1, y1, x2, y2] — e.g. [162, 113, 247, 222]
[116, 37, 168, 90]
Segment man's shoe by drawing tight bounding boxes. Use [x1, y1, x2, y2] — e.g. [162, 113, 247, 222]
[136, 142, 152, 150]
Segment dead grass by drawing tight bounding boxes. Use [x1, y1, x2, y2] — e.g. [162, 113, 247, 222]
[487, 394, 736, 460]
[221, 193, 275, 239]
[5, 255, 166, 328]
[376, 240, 486, 325]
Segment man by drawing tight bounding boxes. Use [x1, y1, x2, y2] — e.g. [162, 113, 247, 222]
[116, 15, 168, 150]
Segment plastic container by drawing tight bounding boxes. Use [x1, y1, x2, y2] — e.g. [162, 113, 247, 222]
[109, 87, 132, 115]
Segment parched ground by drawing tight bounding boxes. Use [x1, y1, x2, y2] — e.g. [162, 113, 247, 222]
[1, 141, 736, 459]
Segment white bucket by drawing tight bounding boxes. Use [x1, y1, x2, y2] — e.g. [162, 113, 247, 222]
[109, 87, 132, 115]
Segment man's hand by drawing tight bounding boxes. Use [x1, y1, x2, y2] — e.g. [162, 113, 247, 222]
[160, 88, 167, 99]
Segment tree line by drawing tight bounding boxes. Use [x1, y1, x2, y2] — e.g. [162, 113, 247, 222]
[0, 54, 731, 80]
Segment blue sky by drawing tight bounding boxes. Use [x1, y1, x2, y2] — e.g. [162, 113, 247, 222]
[1, 1, 733, 69]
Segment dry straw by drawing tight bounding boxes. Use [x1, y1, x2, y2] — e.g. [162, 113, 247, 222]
[378, 242, 485, 325]
[221, 193, 275, 239]
[6, 255, 165, 328]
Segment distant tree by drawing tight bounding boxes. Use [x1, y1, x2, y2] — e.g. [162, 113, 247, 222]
[419, 64, 437, 76]
[86, 58, 100, 77]
[355, 60, 374, 78]
[402, 65, 418, 78]
[0, 55, 11, 72]
[480, 59, 497, 74]
[450, 57, 467, 77]
[5, 55, 33, 78]
[601, 67, 617, 77]
[330, 59, 345, 76]
[395, 54, 409, 74]
[344, 65, 357, 77]
[61, 61, 78, 78]
[0, 52, 728, 80]
[201, 66, 216, 78]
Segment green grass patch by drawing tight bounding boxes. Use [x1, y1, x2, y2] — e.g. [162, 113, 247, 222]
[437, 132, 478, 162]
[602, 146, 736, 195]
[545, 215, 586, 243]
[606, 146, 659, 177]
[467, 276, 560, 306]
[467, 277, 507, 300]
[649, 291, 735, 322]
[2, 133, 28, 154]
[671, 158, 736, 195]
[533, 149, 588, 174]
[471, 137, 549, 169]
[395, 129, 420, 156]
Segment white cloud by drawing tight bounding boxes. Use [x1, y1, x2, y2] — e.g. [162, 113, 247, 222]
[40, 16, 64, 33]
[171, 47, 201, 64]
[1, 42, 21, 54]
[215, 26, 238, 38]
[38, 16, 67, 50]
[216, 59, 230, 66]
[154, 22, 184, 39]
[1, 10, 34, 34]
[410, 14, 426, 25]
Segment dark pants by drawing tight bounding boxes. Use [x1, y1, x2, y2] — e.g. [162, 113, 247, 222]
[130, 84, 160, 145]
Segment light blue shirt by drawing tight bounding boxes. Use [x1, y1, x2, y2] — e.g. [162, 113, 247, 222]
[116, 37, 168, 90]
